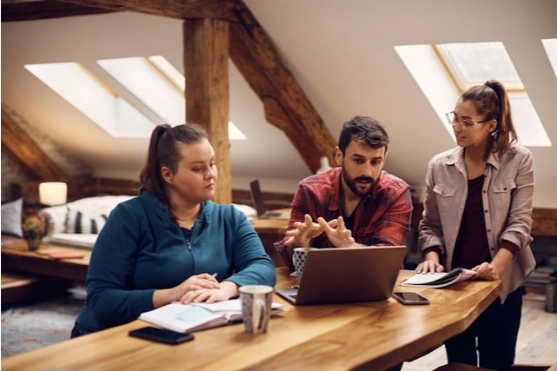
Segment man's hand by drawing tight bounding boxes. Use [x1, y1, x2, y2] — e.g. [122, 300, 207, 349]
[317, 216, 356, 248]
[283, 214, 338, 247]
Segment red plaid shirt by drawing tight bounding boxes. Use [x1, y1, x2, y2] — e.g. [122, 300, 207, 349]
[276, 168, 412, 269]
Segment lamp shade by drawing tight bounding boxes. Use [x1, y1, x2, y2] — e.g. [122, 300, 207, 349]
[39, 182, 68, 206]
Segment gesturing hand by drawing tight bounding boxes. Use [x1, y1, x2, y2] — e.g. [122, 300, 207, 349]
[283, 214, 338, 247]
[317, 216, 355, 248]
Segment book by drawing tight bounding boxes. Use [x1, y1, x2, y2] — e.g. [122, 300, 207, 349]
[400, 267, 477, 288]
[44, 251, 84, 260]
[138, 299, 284, 333]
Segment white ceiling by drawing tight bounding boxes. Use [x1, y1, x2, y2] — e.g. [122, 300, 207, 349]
[2, 0, 556, 207]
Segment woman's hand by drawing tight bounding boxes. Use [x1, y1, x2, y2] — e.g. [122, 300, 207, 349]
[179, 281, 238, 304]
[416, 260, 445, 274]
[173, 273, 219, 300]
[416, 250, 444, 274]
[471, 262, 500, 280]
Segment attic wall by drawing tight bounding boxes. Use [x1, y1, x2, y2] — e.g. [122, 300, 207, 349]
[1, 104, 94, 202]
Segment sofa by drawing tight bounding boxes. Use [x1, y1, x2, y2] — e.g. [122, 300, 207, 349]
[39, 195, 133, 249]
[38, 195, 257, 249]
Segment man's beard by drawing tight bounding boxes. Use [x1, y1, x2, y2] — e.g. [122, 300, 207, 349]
[342, 168, 376, 198]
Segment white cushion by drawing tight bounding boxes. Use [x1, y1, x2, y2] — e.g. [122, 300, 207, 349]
[1, 198, 23, 237]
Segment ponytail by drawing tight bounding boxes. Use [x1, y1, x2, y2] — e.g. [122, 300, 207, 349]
[484, 80, 517, 159]
[139, 124, 172, 206]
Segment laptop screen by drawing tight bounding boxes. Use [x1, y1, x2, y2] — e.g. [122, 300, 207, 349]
[249, 179, 267, 217]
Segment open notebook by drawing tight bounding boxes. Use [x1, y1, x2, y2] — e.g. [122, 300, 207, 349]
[139, 299, 284, 333]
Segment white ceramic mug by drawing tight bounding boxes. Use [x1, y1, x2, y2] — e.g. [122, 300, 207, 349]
[239, 285, 274, 334]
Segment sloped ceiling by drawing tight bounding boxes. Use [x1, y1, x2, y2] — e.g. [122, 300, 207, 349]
[2, 0, 556, 207]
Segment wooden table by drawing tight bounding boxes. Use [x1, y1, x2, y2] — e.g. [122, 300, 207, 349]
[1, 239, 91, 282]
[2, 268, 501, 371]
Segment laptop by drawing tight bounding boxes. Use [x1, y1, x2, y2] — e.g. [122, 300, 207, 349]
[249, 179, 291, 220]
[275, 246, 407, 305]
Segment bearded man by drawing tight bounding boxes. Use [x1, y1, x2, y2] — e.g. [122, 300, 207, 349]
[276, 115, 413, 269]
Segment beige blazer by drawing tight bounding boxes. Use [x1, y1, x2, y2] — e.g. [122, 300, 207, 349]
[418, 145, 536, 302]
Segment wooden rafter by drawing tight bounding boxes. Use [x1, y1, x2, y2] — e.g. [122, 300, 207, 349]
[184, 18, 231, 204]
[1, 108, 67, 181]
[3, 0, 336, 174]
[1, 1, 120, 22]
[56, 0, 255, 24]
[228, 2, 337, 172]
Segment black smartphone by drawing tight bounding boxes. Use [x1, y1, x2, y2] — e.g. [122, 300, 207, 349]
[129, 326, 194, 345]
[392, 292, 430, 305]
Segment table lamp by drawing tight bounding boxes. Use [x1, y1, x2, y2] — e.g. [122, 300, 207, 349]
[39, 182, 68, 206]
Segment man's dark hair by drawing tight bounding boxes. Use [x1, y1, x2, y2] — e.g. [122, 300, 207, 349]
[338, 115, 389, 154]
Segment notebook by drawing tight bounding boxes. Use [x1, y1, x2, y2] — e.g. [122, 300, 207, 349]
[249, 179, 291, 220]
[276, 246, 407, 305]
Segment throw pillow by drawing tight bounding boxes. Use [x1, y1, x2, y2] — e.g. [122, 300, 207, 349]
[1, 198, 23, 238]
[65, 208, 108, 234]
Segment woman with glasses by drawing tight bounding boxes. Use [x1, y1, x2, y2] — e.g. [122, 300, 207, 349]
[416, 80, 535, 369]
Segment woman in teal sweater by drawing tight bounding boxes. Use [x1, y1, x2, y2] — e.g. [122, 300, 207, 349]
[71, 124, 276, 336]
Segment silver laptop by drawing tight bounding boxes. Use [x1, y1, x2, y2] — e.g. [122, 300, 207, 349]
[249, 179, 291, 220]
[276, 246, 407, 305]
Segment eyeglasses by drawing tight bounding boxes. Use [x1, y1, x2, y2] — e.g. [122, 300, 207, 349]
[446, 111, 490, 129]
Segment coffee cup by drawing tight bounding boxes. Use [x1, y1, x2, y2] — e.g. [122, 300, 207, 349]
[293, 247, 315, 282]
[239, 285, 274, 334]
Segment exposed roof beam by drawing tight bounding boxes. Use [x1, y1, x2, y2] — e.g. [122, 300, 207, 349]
[56, 0, 256, 24]
[1, 107, 67, 181]
[229, 2, 337, 172]
[184, 18, 231, 204]
[1, 1, 120, 22]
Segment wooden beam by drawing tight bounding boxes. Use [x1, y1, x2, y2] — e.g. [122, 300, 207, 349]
[1, 1, 120, 22]
[228, 2, 337, 173]
[57, 0, 254, 23]
[1, 108, 66, 181]
[263, 98, 334, 169]
[184, 19, 231, 204]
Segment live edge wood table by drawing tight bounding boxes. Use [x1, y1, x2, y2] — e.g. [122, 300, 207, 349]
[2, 268, 501, 371]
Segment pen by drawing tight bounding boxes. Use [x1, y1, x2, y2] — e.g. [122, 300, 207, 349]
[211, 273, 218, 278]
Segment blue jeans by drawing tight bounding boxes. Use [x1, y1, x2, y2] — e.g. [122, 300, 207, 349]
[70, 322, 96, 339]
[444, 287, 523, 370]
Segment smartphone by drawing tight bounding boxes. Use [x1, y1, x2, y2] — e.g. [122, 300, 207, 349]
[392, 292, 430, 305]
[129, 326, 194, 345]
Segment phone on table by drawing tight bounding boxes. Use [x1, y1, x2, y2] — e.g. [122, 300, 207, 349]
[392, 292, 430, 305]
[129, 326, 194, 345]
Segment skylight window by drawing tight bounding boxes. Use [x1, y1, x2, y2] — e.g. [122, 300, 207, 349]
[25, 62, 155, 138]
[435, 42, 523, 91]
[542, 38, 557, 78]
[98, 56, 246, 140]
[395, 42, 551, 147]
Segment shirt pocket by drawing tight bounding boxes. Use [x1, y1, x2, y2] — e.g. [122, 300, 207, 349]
[433, 185, 456, 215]
[491, 180, 516, 213]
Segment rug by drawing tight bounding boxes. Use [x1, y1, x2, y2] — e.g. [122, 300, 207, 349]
[1, 286, 85, 358]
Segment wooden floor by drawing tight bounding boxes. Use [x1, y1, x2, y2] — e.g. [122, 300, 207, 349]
[402, 298, 557, 370]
